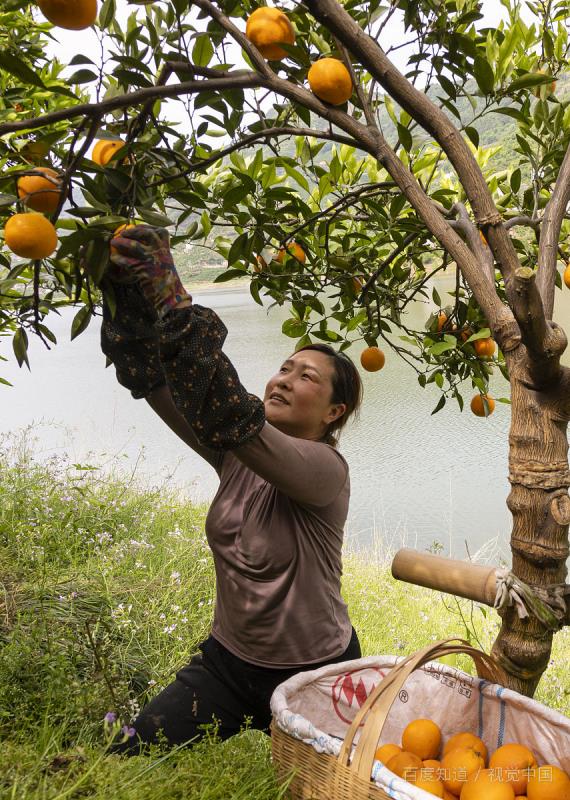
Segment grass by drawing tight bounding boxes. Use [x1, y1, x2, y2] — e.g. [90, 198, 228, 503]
[1, 427, 569, 799]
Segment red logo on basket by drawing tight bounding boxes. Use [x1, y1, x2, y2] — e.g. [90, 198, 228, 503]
[331, 669, 385, 725]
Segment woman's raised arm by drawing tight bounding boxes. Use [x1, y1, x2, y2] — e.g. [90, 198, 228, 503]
[100, 274, 223, 471]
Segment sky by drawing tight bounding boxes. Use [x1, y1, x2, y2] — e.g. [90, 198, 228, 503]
[40, 0, 535, 136]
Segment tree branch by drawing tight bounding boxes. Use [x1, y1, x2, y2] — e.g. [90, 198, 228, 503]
[147, 126, 362, 188]
[537, 141, 570, 317]
[0, 74, 263, 136]
[449, 202, 495, 285]
[303, 0, 521, 285]
[505, 267, 567, 388]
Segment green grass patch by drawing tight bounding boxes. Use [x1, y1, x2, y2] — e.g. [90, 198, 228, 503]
[1, 428, 568, 799]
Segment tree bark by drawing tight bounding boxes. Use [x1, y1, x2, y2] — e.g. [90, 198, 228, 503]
[492, 350, 570, 695]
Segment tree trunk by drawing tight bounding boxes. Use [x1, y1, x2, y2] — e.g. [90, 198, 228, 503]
[491, 351, 570, 696]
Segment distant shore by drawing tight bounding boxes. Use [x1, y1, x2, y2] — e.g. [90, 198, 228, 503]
[186, 277, 250, 294]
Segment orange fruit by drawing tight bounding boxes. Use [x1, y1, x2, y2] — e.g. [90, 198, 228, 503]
[4, 213, 58, 259]
[92, 139, 125, 166]
[37, 0, 98, 30]
[460, 769, 516, 800]
[375, 743, 402, 763]
[444, 733, 488, 765]
[563, 264, 570, 289]
[352, 276, 364, 293]
[17, 167, 63, 214]
[474, 337, 496, 358]
[441, 746, 486, 796]
[480, 230, 488, 247]
[21, 140, 50, 163]
[253, 254, 266, 273]
[437, 312, 448, 332]
[470, 394, 495, 417]
[308, 58, 353, 105]
[386, 751, 423, 782]
[489, 744, 538, 796]
[422, 758, 443, 781]
[277, 241, 306, 265]
[402, 719, 442, 761]
[532, 72, 557, 97]
[412, 774, 445, 797]
[443, 790, 456, 800]
[360, 346, 385, 372]
[527, 765, 570, 800]
[245, 7, 295, 60]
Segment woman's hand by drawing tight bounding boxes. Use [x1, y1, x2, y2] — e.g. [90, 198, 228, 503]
[108, 225, 192, 320]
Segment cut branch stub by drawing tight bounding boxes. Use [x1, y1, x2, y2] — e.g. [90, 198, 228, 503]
[506, 267, 566, 387]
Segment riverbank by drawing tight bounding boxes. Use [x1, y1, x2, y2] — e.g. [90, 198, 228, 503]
[1, 430, 568, 799]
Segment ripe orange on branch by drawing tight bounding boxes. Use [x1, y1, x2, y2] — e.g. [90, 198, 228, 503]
[563, 264, 570, 289]
[4, 213, 58, 259]
[308, 58, 353, 105]
[474, 337, 496, 358]
[360, 346, 385, 372]
[17, 167, 63, 214]
[245, 7, 295, 60]
[277, 241, 306, 264]
[436, 312, 448, 332]
[110, 223, 137, 255]
[91, 139, 125, 166]
[470, 394, 495, 417]
[37, 0, 98, 30]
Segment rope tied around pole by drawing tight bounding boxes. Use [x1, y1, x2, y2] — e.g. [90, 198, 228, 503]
[494, 569, 569, 631]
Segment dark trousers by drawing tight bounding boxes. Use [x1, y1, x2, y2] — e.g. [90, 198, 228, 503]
[114, 629, 361, 754]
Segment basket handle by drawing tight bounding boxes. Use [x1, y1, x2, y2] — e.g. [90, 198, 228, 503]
[337, 637, 504, 781]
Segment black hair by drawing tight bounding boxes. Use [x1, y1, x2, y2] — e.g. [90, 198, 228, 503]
[296, 343, 363, 447]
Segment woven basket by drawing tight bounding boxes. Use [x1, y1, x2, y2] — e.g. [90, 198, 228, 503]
[271, 637, 505, 800]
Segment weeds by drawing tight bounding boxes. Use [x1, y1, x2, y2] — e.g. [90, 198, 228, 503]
[1, 428, 568, 799]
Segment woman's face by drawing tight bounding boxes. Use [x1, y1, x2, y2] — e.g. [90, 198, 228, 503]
[263, 350, 347, 440]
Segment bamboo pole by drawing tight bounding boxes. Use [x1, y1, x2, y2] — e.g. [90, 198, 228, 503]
[391, 548, 498, 606]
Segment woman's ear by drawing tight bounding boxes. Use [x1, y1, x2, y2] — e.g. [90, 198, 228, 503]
[328, 403, 347, 423]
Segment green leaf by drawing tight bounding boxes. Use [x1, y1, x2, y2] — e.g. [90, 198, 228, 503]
[0, 52, 46, 88]
[510, 169, 521, 193]
[227, 232, 249, 265]
[193, 33, 214, 67]
[473, 56, 495, 94]
[99, 0, 116, 29]
[71, 305, 92, 341]
[465, 126, 479, 148]
[508, 72, 554, 92]
[67, 69, 99, 84]
[282, 319, 308, 338]
[466, 327, 490, 342]
[136, 208, 173, 227]
[397, 123, 413, 151]
[428, 341, 456, 356]
[213, 268, 247, 283]
[431, 395, 446, 415]
[12, 327, 29, 369]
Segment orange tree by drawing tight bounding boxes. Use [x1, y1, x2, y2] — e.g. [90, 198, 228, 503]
[1, 0, 570, 697]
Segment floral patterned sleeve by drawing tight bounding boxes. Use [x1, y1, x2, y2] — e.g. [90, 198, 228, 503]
[100, 282, 265, 451]
[155, 304, 265, 450]
[100, 281, 166, 400]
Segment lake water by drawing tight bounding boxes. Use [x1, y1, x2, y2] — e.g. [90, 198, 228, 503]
[2, 275, 569, 564]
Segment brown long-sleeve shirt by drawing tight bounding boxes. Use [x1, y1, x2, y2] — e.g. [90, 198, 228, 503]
[100, 281, 353, 667]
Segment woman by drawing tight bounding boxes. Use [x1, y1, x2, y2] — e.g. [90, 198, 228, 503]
[101, 225, 363, 752]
